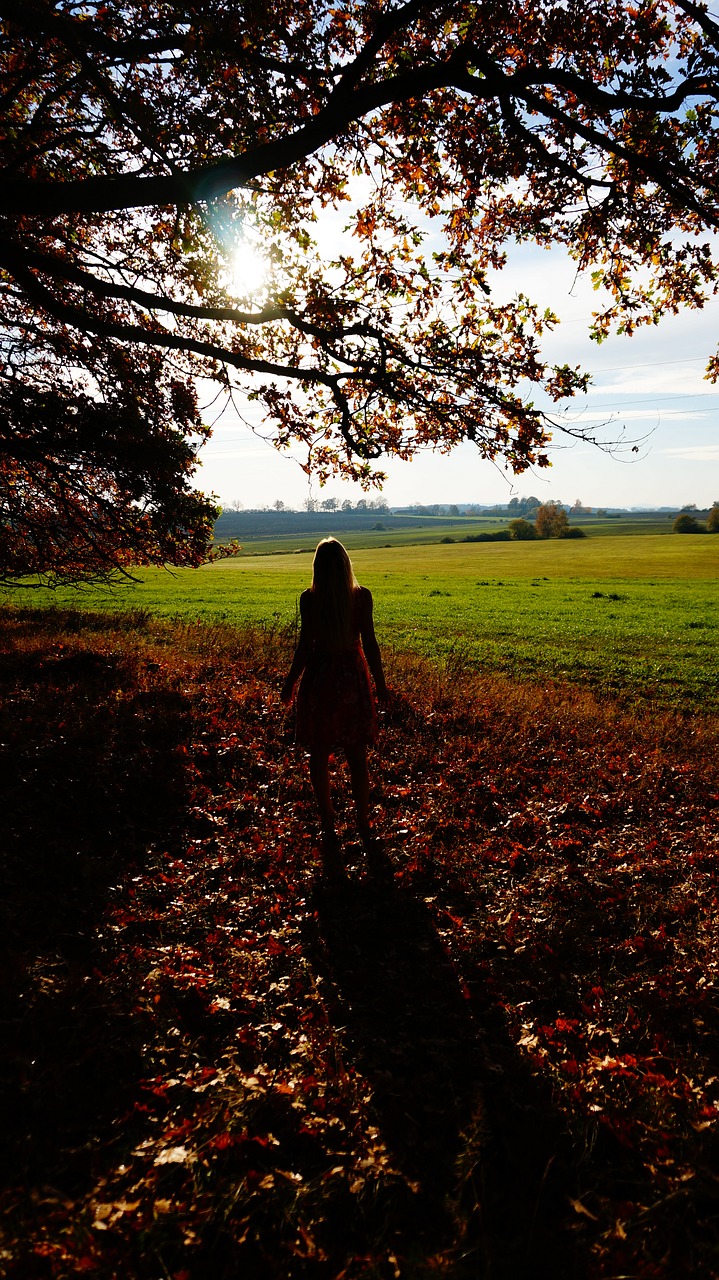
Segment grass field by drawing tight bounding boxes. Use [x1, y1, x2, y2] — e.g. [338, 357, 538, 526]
[12, 532, 718, 711]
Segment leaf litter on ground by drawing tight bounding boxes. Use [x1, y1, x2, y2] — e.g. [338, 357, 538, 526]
[0, 606, 718, 1278]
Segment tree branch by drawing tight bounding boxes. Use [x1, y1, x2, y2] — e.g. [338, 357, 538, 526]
[1, 248, 340, 387]
[0, 50, 468, 215]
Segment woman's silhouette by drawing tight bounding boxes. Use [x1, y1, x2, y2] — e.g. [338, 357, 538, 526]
[281, 538, 387, 857]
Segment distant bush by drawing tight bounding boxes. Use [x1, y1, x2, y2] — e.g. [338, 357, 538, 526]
[560, 527, 587, 539]
[440, 536, 456, 543]
[673, 513, 704, 533]
[461, 530, 511, 543]
[507, 518, 537, 541]
[707, 504, 719, 533]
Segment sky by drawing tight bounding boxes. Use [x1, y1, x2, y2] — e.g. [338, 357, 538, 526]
[193, 236, 719, 513]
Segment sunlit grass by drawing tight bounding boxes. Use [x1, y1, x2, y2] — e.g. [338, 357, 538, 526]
[9, 534, 717, 709]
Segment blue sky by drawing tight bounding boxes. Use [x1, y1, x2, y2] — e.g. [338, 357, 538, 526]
[195, 240, 719, 512]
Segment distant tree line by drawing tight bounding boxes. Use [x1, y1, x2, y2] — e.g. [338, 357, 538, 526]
[222, 497, 719, 530]
[399, 496, 596, 518]
[223, 497, 391, 514]
[304, 497, 390, 514]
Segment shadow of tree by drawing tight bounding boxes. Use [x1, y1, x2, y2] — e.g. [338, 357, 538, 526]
[309, 856, 589, 1278]
[0, 628, 193, 1192]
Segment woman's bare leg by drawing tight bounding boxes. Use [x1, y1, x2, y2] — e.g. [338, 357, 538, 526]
[309, 748, 335, 828]
[345, 744, 370, 831]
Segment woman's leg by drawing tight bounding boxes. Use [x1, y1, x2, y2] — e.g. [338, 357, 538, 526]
[345, 744, 370, 831]
[309, 747, 335, 828]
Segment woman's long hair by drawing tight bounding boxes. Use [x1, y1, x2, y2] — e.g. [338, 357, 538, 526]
[310, 538, 359, 650]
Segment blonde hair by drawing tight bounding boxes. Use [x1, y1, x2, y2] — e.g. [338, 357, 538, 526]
[310, 538, 359, 650]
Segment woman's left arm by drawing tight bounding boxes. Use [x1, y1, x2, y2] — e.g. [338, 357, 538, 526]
[359, 588, 388, 703]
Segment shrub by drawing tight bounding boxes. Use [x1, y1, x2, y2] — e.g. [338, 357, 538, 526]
[673, 513, 703, 533]
[507, 518, 537, 540]
[707, 504, 719, 533]
[560, 527, 587, 539]
[462, 530, 511, 543]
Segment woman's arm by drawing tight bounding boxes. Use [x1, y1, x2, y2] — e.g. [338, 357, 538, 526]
[358, 588, 388, 702]
[280, 592, 311, 704]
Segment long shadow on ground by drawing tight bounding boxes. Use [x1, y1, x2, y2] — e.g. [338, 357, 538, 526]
[310, 851, 588, 1279]
[0, 631, 192, 1196]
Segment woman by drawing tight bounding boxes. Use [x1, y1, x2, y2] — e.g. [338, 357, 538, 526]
[281, 538, 387, 853]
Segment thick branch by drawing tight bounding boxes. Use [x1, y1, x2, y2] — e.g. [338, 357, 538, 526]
[0, 0, 186, 60]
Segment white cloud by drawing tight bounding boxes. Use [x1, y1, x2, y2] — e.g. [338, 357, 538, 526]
[662, 444, 719, 461]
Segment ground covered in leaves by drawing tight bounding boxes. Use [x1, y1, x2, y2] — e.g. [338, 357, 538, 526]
[1, 605, 718, 1279]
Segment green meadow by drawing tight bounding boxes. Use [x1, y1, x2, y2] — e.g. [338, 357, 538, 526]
[12, 532, 718, 710]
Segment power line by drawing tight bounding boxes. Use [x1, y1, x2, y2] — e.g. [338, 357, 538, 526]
[565, 390, 719, 412]
[589, 356, 710, 375]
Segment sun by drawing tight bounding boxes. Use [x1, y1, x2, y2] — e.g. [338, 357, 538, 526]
[225, 241, 268, 300]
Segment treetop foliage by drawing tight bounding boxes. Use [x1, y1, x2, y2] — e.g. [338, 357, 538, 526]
[535, 500, 571, 538]
[3, 0, 719, 577]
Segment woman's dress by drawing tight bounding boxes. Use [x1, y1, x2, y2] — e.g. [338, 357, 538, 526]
[296, 593, 377, 748]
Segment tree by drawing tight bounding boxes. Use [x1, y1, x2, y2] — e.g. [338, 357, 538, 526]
[0, 377, 218, 584]
[522, 496, 542, 515]
[707, 504, 719, 532]
[5, 0, 719, 579]
[321, 497, 338, 511]
[273, 499, 286, 511]
[535, 501, 570, 539]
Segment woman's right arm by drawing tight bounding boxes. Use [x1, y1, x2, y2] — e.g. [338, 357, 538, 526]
[280, 592, 311, 704]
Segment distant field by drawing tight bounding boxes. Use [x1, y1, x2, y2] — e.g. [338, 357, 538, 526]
[212, 509, 675, 554]
[10, 532, 718, 710]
